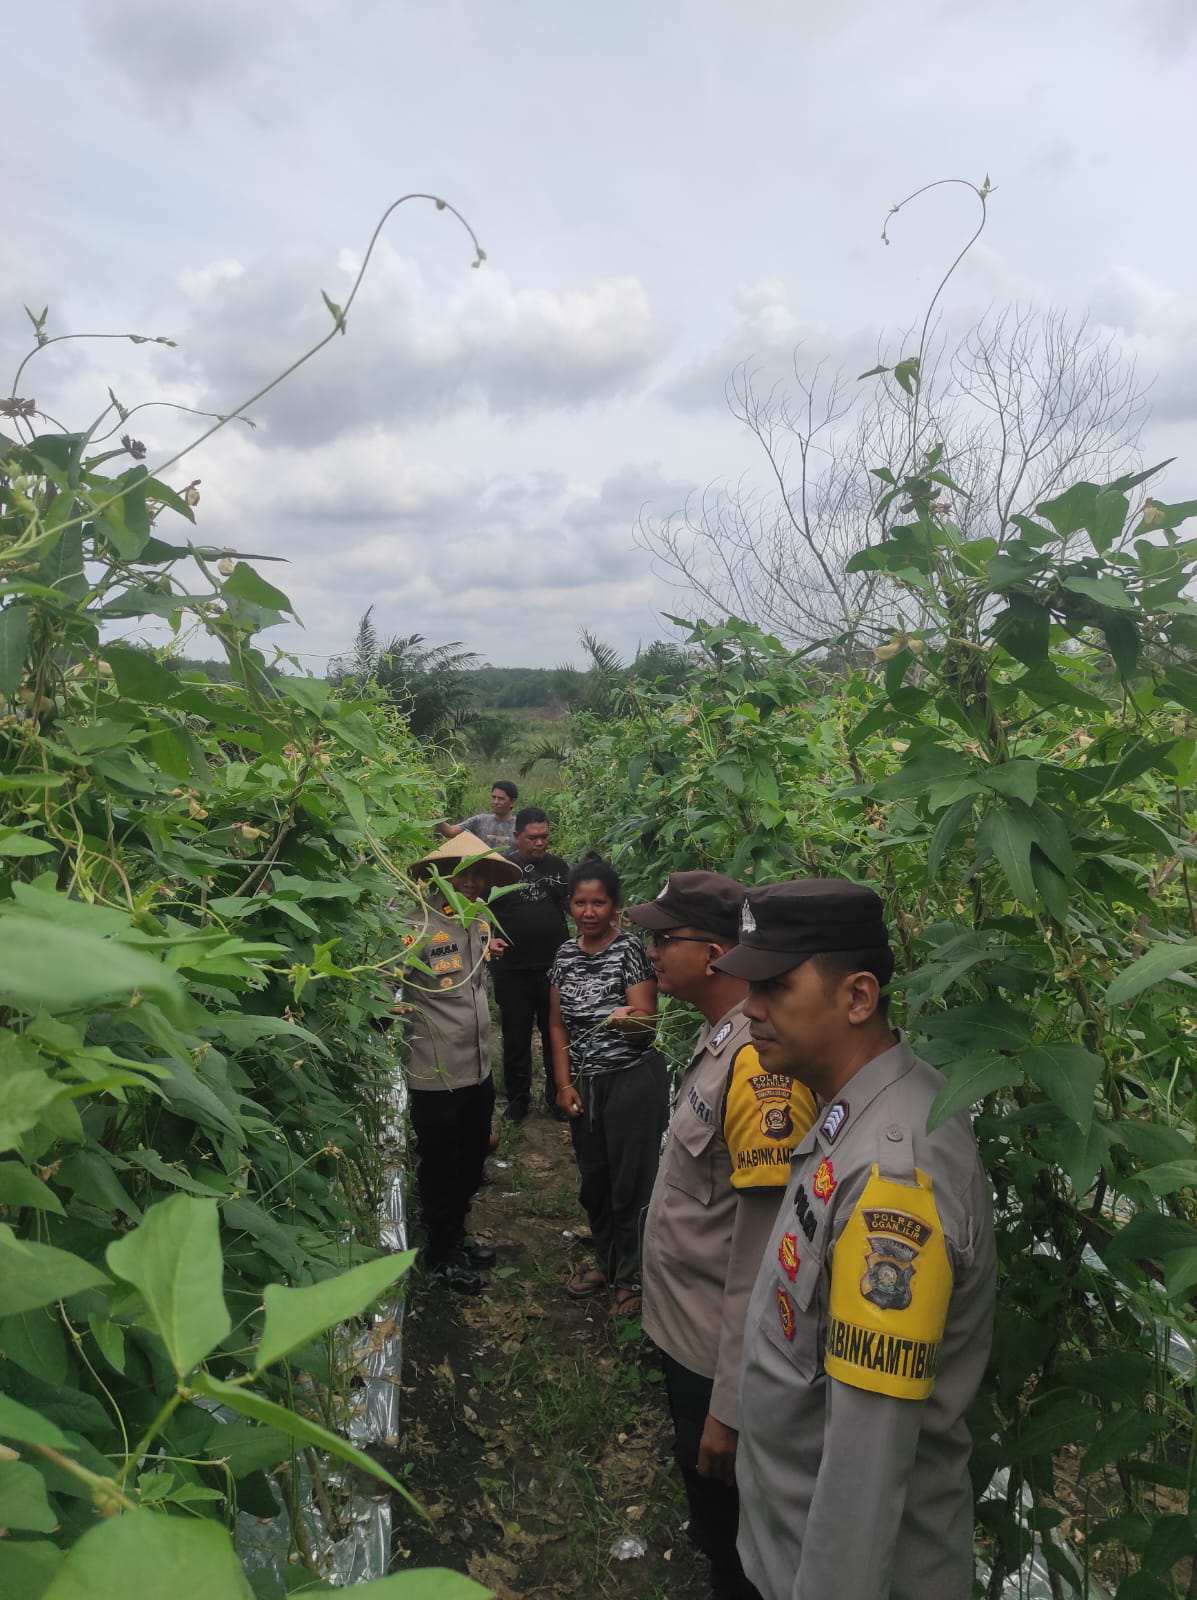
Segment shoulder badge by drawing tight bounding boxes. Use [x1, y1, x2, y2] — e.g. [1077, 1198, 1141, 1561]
[710, 1020, 733, 1051]
[824, 1164, 953, 1402]
[775, 1285, 796, 1340]
[740, 898, 757, 936]
[812, 1156, 837, 1203]
[818, 1101, 849, 1143]
[761, 1103, 795, 1140]
[778, 1232, 799, 1282]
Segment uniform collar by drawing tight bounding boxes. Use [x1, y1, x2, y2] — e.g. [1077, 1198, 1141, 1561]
[693, 1001, 749, 1064]
[794, 1033, 914, 1156]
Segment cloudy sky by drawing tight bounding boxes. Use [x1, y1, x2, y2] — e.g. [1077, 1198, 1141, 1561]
[6, 0, 1196, 668]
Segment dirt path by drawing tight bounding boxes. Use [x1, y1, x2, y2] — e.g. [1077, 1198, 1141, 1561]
[386, 1106, 709, 1600]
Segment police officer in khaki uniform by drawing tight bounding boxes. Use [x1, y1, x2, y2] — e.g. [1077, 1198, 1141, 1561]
[403, 832, 521, 1294]
[712, 879, 996, 1600]
[627, 873, 816, 1600]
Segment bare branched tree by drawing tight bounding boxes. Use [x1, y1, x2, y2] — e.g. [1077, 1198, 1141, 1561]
[637, 306, 1148, 646]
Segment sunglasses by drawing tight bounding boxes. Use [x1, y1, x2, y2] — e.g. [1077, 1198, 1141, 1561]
[646, 931, 714, 949]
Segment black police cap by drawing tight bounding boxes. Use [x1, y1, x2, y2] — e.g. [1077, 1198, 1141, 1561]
[625, 870, 746, 944]
[711, 878, 890, 981]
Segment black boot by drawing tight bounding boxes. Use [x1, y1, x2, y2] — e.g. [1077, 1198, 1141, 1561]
[460, 1237, 497, 1267]
[427, 1247, 487, 1295]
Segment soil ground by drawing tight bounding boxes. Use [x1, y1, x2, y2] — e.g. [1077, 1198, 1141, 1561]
[384, 1105, 710, 1600]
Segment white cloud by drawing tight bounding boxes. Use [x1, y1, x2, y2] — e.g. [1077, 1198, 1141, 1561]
[167, 241, 670, 445]
[178, 259, 245, 304]
[1091, 267, 1197, 424]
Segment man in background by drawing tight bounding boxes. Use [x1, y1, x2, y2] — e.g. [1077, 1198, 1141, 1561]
[490, 807, 570, 1121]
[437, 780, 519, 852]
[401, 831, 522, 1294]
[628, 872, 816, 1600]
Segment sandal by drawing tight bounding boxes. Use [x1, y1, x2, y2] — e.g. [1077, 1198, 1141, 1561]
[611, 1288, 642, 1317]
[565, 1267, 607, 1299]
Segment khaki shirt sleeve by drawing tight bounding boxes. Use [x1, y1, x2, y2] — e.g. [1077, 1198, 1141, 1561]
[794, 1380, 922, 1600]
[710, 1047, 818, 1425]
[710, 1187, 786, 1427]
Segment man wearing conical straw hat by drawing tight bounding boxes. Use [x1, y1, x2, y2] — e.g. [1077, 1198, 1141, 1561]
[401, 832, 520, 1295]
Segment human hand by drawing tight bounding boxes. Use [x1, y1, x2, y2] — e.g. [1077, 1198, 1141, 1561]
[696, 1414, 738, 1483]
[490, 938, 508, 959]
[556, 1083, 583, 1118]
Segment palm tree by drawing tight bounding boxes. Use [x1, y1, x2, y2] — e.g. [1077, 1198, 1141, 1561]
[331, 609, 480, 741]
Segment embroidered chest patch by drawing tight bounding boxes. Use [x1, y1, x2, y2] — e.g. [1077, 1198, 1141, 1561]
[687, 1084, 714, 1124]
[793, 1183, 817, 1242]
[775, 1285, 796, 1340]
[778, 1232, 800, 1282]
[813, 1157, 837, 1203]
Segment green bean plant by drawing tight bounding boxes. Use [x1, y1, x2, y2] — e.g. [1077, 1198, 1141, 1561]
[555, 445, 1197, 1593]
[0, 198, 494, 1599]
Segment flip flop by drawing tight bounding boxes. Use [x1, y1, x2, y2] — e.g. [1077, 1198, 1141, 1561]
[565, 1267, 607, 1299]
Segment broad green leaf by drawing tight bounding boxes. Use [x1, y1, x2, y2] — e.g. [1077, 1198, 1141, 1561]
[710, 760, 745, 796]
[0, 1308, 71, 1384]
[919, 1001, 1032, 1052]
[0, 1231, 108, 1313]
[0, 828, 56, 857]
[222, 562, 294, 614]
[0, 912, 185, 1019]
[279, 675, 331, 715]
[1135, 1161, 1197, 1197]
[1090, 488, 1128, 553]
[1163, 1248, 1197, 1300]
[1058, 1120, 1110, 1196]
[255, 1250, 416, 1372]
[123, 1148, 227, 1197]
[1062, 575, 1136, 611]
[874, 743, 971, 801]
[0, 1459, 58, 1531]
[1080, 1410, 1165, 1478]
[102, 644, 180, 704]
[926, 794, 974, 880]
[41, 1508, 253, 1600]
[0, 603, 32, 697]
[0, 1391, 73, 1450]
[0, 1161, 65, 1214]
[0, 1070, 64, 1153]
[198, 1417, 295, 1476]
[927, 1055, 1022, 1131]
[0, 1540, 63, 1598]
[191, 1373, 422, 1513]
[979, 760, 1038, 807]
[1023, 1043, 1104, 1135]
[1037, 482, 1099, 538]
[978, 802, 1037, 905]
[105, 1195, 230, 1378]
[87, 1312, 126, 1374]
[1105, 940, 1197, 1007]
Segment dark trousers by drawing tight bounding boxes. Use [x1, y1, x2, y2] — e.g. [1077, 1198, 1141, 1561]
[569, 1053, 668, 1290]
[409, 1077, 495, 1265]
[492, 966, 553, 1111]
[662, 1353, 762, 1600]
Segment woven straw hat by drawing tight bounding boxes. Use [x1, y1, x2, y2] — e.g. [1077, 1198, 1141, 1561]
[408, 829, 521, 887]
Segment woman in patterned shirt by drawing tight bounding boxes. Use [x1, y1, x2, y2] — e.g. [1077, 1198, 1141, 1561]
[549, 857, 666, 1315]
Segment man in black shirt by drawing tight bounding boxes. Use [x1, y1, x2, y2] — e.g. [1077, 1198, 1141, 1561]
[490, 807, 570, 1121]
